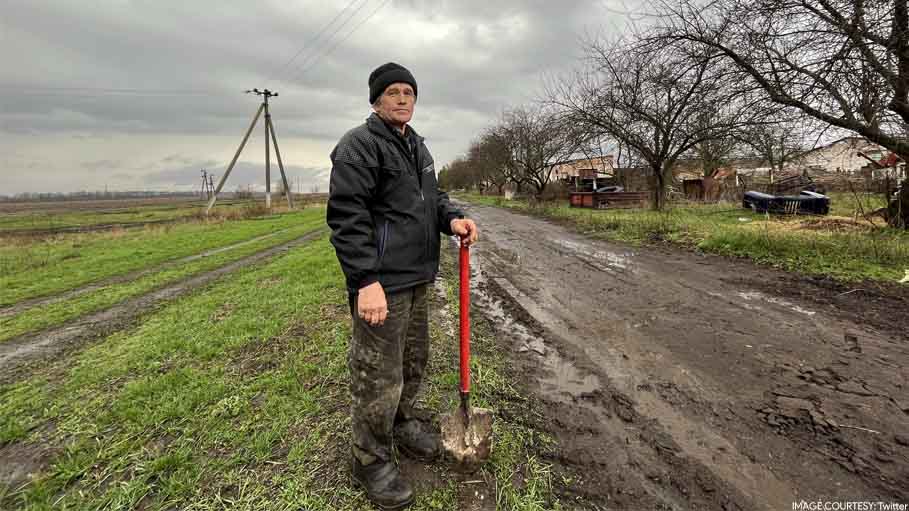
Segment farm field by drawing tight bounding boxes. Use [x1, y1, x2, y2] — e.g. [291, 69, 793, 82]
[0, 195, 328, 234]
[1, 197, 906, 510]
[0, 198, 221, 233]
[0, 200, 559, 510]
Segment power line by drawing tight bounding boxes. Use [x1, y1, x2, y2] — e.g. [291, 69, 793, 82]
[285, 0, 373, 82]
[266, 0, 363, 85]
[290, 0, 392, 82]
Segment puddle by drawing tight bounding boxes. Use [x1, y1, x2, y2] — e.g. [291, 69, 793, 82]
[552, 238, 636, 272]
[450, 237, 601, 400]
[737, 291, 816, 316]
[540, 349, 600, 396]
[433, 280, 456, 338]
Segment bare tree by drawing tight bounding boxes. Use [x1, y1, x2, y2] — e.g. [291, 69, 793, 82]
[576, 134, 616, 178]
[691, 106, 742, 178]
[549, 36, 750, 209]
[438, 157, 479, 192]
[469, 131, 512, 195]
[735, 109, 817, 183]
[655, 0, 909, 225]
[494, 105, 582, 198]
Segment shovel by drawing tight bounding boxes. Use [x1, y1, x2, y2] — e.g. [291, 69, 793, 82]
[440, 238, 494, 465]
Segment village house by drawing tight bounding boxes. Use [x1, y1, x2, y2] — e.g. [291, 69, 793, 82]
[549, 156, 615, 184]
[543, 136, 904, 199]
[787, 136, 892, 175]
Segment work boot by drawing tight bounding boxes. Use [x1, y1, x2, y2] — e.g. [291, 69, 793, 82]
[351, 457, 414, 510]
[394, 418, 441, 461]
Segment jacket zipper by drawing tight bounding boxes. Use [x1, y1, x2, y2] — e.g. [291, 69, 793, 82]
[379, 220, 389, 262]
[380, 121, 432, 277]
[414, 142, 430, 273]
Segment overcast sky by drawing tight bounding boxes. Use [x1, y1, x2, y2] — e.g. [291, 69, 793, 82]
[0, 0, 639, 195]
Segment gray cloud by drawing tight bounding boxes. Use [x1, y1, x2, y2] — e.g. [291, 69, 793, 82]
[0, 0, 637, 193]
[81, 159, 123, 170]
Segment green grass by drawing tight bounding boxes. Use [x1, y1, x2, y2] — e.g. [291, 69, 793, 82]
[825, 191, 890, 218]
[462, 193, 909, 283]
[0, 201, 253, 232]
[0, 205, 199, 232]
[0, 208, 324, 307]
[0, 220, 326, 343]
[0, 234, 561, 509]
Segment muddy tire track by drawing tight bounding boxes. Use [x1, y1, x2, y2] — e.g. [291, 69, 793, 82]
[0, 229, 325, 384]
[458, 201, 908, 509]
[0, 228, 293, 317]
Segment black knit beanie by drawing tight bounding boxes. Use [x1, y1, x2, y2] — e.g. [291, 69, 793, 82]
[368, 62, 418, 104]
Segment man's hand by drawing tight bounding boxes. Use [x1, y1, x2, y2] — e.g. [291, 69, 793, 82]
[450, 218, 479, 246]
[358, 281, 387, 326]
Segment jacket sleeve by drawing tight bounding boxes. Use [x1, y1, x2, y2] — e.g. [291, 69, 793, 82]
[327, 135, 380, 289]
[436, 188, 464, 236]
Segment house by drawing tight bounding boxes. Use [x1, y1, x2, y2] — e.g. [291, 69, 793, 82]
[550, 156, 615, 181]
[787, 136, 892, 175]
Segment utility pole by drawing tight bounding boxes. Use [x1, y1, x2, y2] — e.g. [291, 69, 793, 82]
[206, 88, 294, 213]
[201, 169, 212, 199]
[264, 91, 271, 208]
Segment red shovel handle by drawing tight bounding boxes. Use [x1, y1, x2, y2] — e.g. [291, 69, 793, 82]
[459, 239, 470, 395]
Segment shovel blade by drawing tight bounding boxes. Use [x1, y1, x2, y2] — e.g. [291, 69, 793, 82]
[440, 406, 493, 464]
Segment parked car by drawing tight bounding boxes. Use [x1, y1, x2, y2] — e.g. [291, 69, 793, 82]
[743, 190, 830, 215]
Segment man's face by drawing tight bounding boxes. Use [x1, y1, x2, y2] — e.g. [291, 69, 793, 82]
[373, 82, 415, 127]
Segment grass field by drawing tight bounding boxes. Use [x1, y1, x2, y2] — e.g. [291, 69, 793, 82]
[0, 203, 560, 510]
[0, 200, 248, 233]
[0, 219, 325, 343]
[0, 197, 327, 233]
[1, 208, 317, 307]
[461, 193, 909, 283]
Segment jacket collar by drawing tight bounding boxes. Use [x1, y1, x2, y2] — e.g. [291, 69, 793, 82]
[366, 112, 424, 144]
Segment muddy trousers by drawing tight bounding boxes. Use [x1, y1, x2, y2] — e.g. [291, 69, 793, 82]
[349, 284, 430, 465]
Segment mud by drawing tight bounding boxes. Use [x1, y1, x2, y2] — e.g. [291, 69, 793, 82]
[457, 200, 908, 509]
[440, 404, 494, 464]
[0, 228, 293, 318]
[0, 229, 325, 384]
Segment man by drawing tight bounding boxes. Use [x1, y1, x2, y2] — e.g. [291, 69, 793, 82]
[327, 62, 479, 510]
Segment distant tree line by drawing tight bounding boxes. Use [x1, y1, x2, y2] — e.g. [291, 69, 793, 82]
[442, 0, 907, 227]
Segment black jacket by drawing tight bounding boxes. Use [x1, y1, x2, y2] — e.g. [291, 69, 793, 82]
[327, 113, 463, 294]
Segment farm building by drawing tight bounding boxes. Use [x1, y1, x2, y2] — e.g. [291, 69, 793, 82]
[550, 156, 616, 191]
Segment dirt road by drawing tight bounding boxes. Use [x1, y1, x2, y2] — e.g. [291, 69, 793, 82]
[459, 201, 908, 510]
